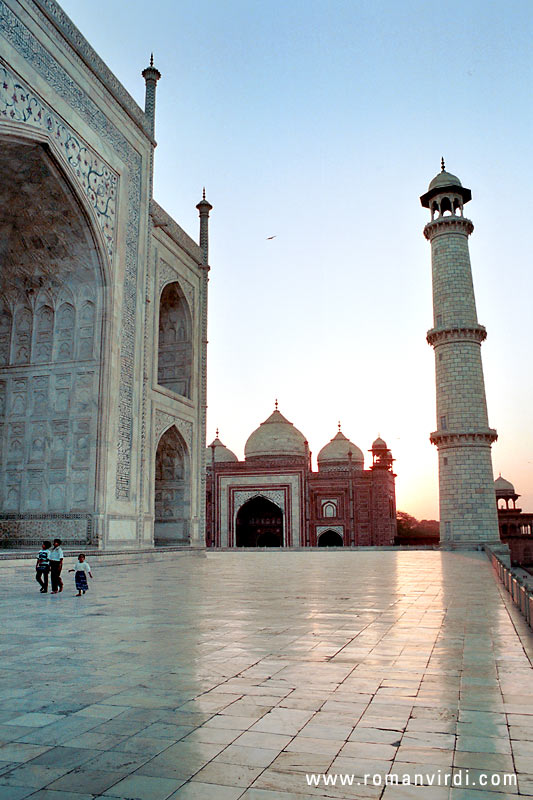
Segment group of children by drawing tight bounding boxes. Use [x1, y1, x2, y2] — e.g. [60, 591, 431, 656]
[35, 538, 93, 596]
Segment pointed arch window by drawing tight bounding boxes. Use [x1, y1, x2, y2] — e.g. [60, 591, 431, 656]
[158, 282, 192, 398]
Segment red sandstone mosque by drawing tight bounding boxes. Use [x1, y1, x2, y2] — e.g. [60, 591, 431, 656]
[206, 404, 396, 548]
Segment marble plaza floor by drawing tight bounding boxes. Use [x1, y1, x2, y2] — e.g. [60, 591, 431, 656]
[0, 550, 532, 800]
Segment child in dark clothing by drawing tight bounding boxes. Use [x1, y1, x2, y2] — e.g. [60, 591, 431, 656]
[35, 540, 52, 593]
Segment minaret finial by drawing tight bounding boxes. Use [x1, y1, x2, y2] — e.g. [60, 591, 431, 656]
[441, 156, 445, 172]
[216, 427, 219, 438]
[196, 189, 213, 265]
[338, 420, 341, 432]
[142, 55, 161, 139]
[275, 398, 278, 411]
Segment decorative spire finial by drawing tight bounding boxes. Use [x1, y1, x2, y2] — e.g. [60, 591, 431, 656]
[338, 420, 341, 432]
[275, 399, 278, 411]
[216, 427, 219, 438]
[142, 54, 161, 139]
[441, 156, 445, 172]
[196, 189, 212, 264]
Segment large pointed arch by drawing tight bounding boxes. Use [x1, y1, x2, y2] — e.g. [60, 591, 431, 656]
[235, 496, 284, 547]
[154, 424, 191, 546]
[0, 133, 111, 545]
[157, 281, 193, 399]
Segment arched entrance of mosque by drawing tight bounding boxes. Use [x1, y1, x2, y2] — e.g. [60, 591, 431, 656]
[154, 425, 190, 546]
[236, 496, 283, 547]
[0, 138, 106, 544]
[318, 530, 343, 547]
[158, 282, 192, 398]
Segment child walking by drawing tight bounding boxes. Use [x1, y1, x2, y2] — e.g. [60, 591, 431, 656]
[48, 539, 64, 594]
[69, 554, 93, 596]
[35, 540, 52, 593]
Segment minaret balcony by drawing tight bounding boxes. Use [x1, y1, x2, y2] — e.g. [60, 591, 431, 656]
[423, 216, 474, 240]
[430, 429, 498, 447]
[427, 324, 487, 346]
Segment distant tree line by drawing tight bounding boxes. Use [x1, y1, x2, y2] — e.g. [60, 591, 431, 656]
[395, 511, 439, 545]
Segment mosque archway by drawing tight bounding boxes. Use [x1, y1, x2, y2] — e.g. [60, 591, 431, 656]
[318, 530, 343, 547]
[158, 282, 192, 398]
[154, 425, 190, 546]
[0, 138, 106, 542]
[236, 496, 283, 547]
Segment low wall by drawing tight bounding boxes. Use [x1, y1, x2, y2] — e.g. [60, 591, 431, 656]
[486, 544, 533, 630]
[0, 546, 206, 577]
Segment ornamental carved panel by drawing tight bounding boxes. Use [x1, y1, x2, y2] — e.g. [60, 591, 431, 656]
[0, 65, 117, 260]
[233, 489, 286, 515]
[155, 409, 193, 453]
[158, 260, 195, 317]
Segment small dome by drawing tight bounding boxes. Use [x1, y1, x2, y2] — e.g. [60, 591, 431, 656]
[245, 408, 307, 460]
[372, 436, 388, 450]
[318, 431, 364, 469]
[420, 163, 471, 209]
[494, 475, 515, 494]
[428, 170, 462, 192]
[206, 436, 238, 464]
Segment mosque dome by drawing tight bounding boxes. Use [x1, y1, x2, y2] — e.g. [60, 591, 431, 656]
[494, 475, 515, 494]
[428, 170, 462, 192]
[245, 406, 307, 460]
[206, 434, 238, 464]
[318, 430, 364, 470]
[372, 436, 388, 450]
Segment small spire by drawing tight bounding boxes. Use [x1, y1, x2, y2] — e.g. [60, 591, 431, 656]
[441, 156, 445, 172]
[203, 187, 206, 201]
[141, 54, 161, 139]
[216, 427, 219, 438]
[274, 399, 278, 411]
[338, 421, 341, 432]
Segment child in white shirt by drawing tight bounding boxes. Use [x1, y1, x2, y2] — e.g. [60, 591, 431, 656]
[69, 553, 93, 596]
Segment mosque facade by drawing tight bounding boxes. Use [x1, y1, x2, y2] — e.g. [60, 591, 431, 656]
[206, 406, 397, 548]
[0, 0, 209, 548]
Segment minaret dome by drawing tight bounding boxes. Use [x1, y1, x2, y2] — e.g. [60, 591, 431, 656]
[420, 159, 472, 221]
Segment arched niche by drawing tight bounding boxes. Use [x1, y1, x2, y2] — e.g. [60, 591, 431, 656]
[236, 496, 283, 547]
[158, 282, 192, 399]
[322, 501, 337, 518]
[154, 425, 190, 546]
[318, 530, 343, 547]
[0, 139, 105, 535]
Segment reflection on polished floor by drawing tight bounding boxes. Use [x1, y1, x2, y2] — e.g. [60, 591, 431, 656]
[0, 551, 532, 799]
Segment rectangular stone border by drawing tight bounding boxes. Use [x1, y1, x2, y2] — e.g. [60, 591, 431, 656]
[486, 544, 533, 628]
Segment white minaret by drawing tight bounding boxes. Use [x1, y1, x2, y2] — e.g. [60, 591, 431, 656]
[420, 161, 500, 547]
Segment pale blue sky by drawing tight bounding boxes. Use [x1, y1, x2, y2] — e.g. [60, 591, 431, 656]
[62, 0, 533, 518]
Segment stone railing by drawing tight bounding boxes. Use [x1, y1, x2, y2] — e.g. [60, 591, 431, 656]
[486, 544, 533, 629]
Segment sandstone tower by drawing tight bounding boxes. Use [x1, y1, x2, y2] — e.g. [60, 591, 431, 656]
[420, 162, 500, 546]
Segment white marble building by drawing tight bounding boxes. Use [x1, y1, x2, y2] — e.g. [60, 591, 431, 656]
[0, 0, 209, 548]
